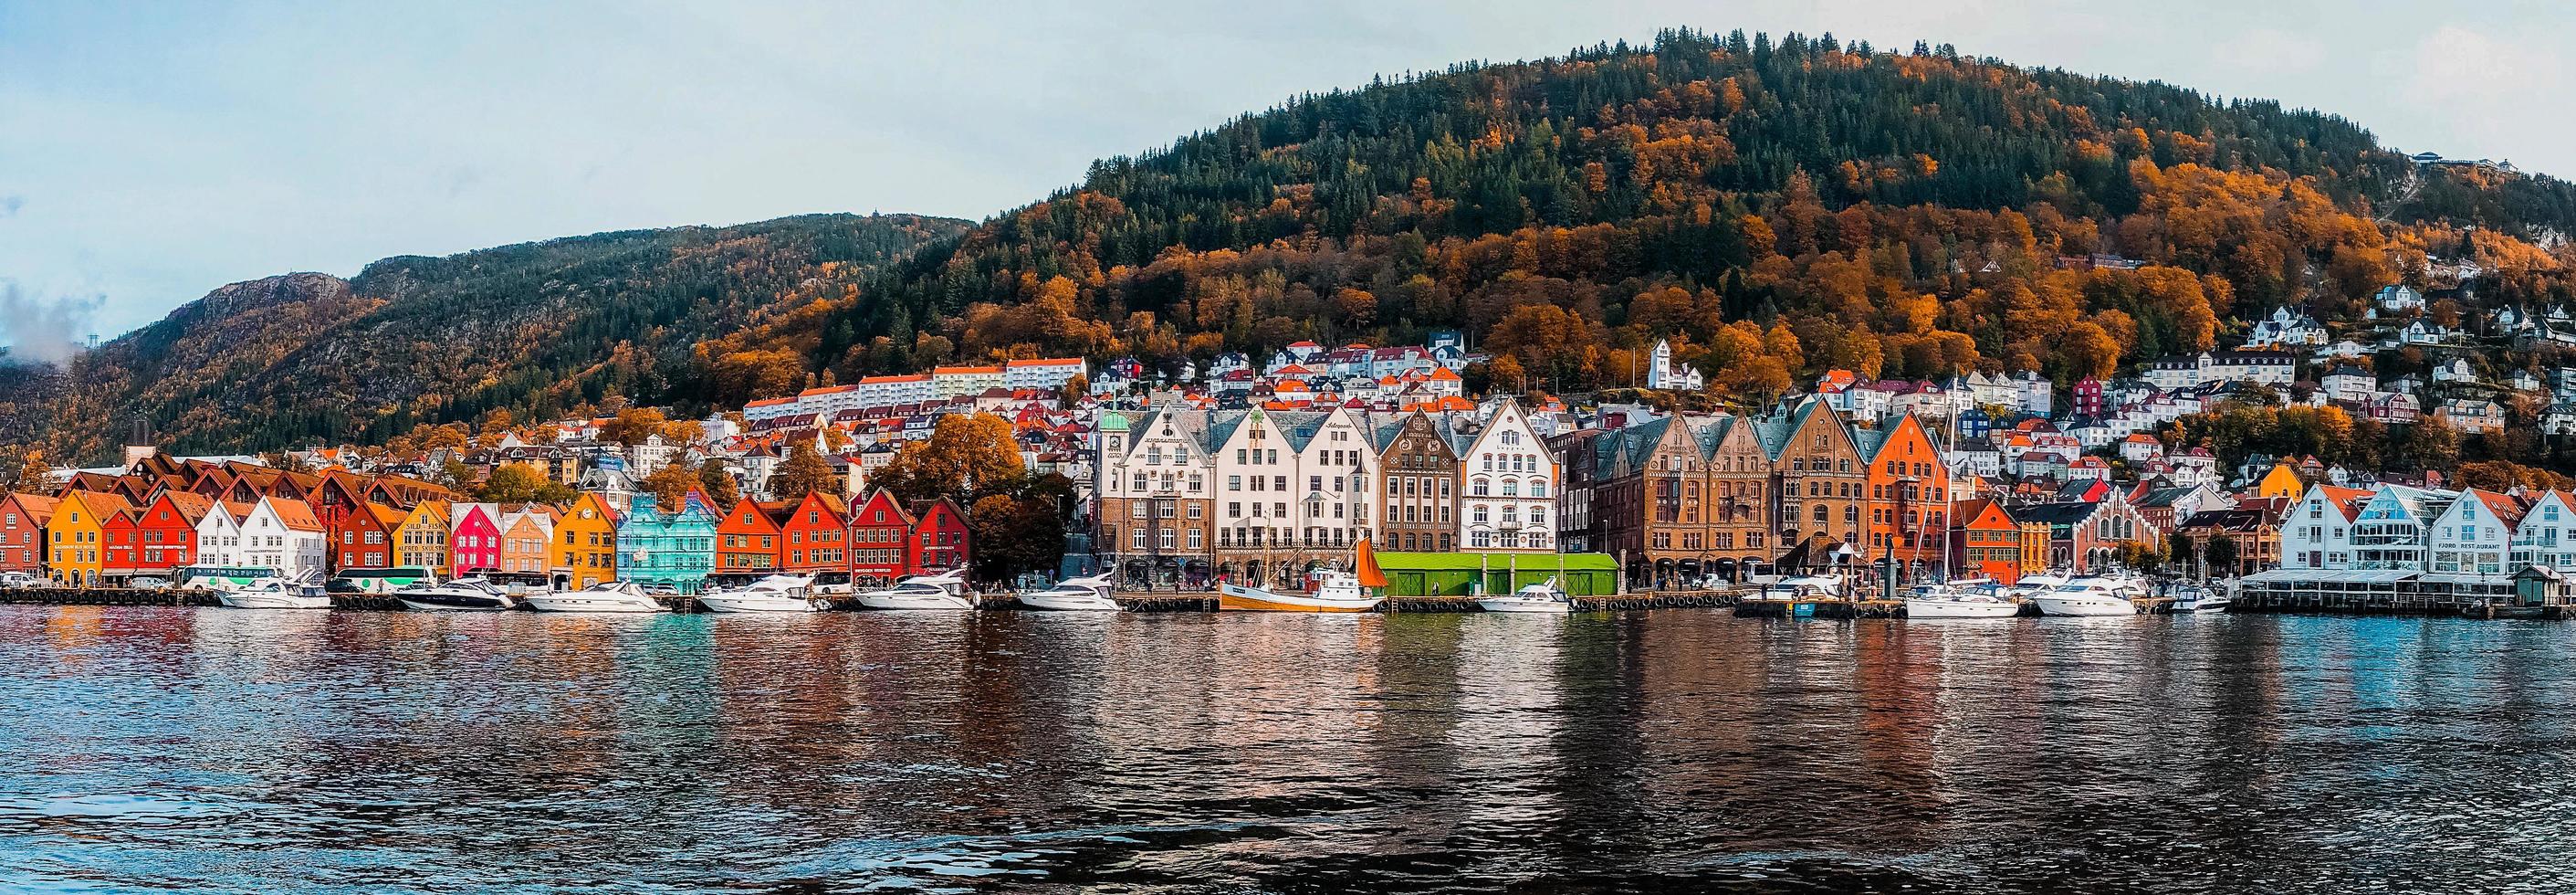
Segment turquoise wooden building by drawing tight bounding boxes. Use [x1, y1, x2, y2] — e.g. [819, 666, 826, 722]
[615, 488, 719, 594]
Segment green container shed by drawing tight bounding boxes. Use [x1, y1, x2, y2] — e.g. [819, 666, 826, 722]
[1372, 552, 1618, 597]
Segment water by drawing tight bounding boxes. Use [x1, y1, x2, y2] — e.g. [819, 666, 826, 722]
[2, 607, 2572, 893]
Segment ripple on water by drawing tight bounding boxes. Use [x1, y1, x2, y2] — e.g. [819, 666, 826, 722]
[2, 608, 2576, 892]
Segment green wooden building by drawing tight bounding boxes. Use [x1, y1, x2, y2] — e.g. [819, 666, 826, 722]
[1372, 552, 1618, 597]
[614, 489, 719, 594]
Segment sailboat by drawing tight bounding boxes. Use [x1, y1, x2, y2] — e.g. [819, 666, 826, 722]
[1218, 537, 1387, 612]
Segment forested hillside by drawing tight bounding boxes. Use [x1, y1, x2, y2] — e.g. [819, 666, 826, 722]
[42, 214, 968, 458]
[701, 28, 2576, 402]
[37, 27, 2576, 463]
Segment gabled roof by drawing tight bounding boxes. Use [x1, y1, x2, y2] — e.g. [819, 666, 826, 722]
[266, 497, 326, 532]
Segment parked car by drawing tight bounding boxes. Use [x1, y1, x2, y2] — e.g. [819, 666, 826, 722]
[0, 572, 44, 588]
[126, 576, 170, 589]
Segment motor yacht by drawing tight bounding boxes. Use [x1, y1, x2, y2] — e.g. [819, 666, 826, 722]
[855, 570, 976, 611]
[1477, 576, 1575, 614]
[1014, 574, 1119, 612]
[393, 577, 518, 611]
[214, 579, 332, 610]
[697, 574, 828, 613]
[1901, 582, 2021, 618]
[524, 582, 667, 614]
[2030, 576, 2144, 616]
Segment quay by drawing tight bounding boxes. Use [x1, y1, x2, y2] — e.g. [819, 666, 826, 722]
[0, 586, 1744, 614]
[1733, 595, 2180, 617]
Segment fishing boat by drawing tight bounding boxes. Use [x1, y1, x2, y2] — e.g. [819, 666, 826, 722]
[393, 577, 518, 611]
[524, 581, 666, 614]
[1219, 573, 1381, 612]
[1901, 583, 2021, 619]
[1478, 576, 1574, 614]
[697, 573, 827, 613]
[854, 569, 975, 611]
[2030, 576, 2145, 616]
[1220, 536, 1389, 613]
[214, 579, 331, 610]
[1015, 574, 1119, 612]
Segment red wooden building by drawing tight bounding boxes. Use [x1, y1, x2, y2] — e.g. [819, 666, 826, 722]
[715, 498, 787, 574]
[331, 503, 405, 571]
[911, 498, 970, 574]
[779, 491, 849, 572]
[845, 490, 916, 584]
[0, 493, 57, 574]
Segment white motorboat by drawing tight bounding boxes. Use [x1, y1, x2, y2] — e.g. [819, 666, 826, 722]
[2030, 576, 2144, 616]
[855, 570, 976, 611]
[1015, 574, 1119, 612]
[698, 574, 828, 613]
[1218, 572, 1382, 612]
[1478, 576, 1574, 614]
[214, 580, 331, 610]
[1750, 574, 1843, 601]
[524, 582, 667, 614]
[393, 577, 518, 611]
[1901, 583, 2022, 619]
[2172, 584, 2235, 614]
[2005, 574, 2068, 600]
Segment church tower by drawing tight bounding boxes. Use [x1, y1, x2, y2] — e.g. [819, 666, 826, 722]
[120, 416, 158, 469]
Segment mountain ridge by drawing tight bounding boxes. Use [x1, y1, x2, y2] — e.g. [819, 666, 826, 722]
[22, 27, 2576, 464]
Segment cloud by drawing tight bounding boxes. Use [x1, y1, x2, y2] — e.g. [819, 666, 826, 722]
[2404, 26, 2562, 121]
[2212, 28, 2327, 78]
[0, 195, 19, 218]
[0, 279, 101, 366]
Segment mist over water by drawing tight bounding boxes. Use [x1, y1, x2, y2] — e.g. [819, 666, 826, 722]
[0, 607, 2571, 893]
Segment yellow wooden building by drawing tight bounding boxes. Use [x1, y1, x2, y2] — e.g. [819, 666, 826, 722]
[554, 493, 619, 588]
[391, 500, 451, 572]
[47, 491, 131, 586]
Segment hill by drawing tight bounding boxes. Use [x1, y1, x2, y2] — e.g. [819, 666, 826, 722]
[698, 28, 2576, 403]
[34, 28, 2576, 463]
[38, 213, 969, 459]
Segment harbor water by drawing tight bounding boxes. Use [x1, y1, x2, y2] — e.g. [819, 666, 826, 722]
[3, 606, 2572, 893]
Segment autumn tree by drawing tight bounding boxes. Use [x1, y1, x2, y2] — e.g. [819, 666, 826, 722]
[479, 462, 575, 505]
[871, 413, 1027, 505]
[640, 462, 700, 509]
[601, 407, 669, 448]
[769, 443, 838, 500]
[696, 459, 741, 507]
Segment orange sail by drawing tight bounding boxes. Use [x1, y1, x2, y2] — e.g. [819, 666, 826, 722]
[1353, 536, 1389, 589]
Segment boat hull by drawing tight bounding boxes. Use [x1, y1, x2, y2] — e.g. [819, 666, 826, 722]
[1903, 598, 2021, 619]
[524, 596, 665, 614]
[216, 593, 331, 610]
[855, 594, 977, 611]
[1477, 596, 1572, 614]
[1217, 584, 1379, 613]
[1017, 594, 1119, 612]
[395, 594, 515, 612]
[2032, 595, 2137, 616]
[698, 595, 826, 613]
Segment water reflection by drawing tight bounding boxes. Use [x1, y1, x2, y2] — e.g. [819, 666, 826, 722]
[2, 607, 2575, 892]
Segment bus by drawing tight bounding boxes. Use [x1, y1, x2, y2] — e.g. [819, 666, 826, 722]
[174, 565, 287, 592]
[324, 567, 439, 594]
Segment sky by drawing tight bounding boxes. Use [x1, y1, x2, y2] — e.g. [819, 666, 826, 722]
[4, 0, 2571, 353]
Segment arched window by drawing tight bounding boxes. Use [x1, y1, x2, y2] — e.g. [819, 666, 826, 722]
[1473, 505, 1490, 524]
